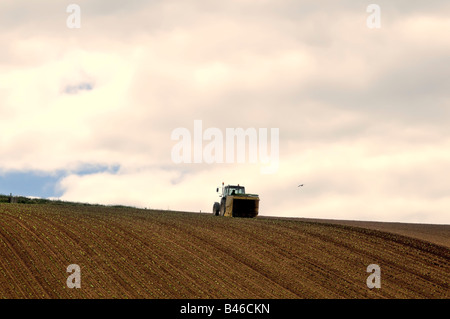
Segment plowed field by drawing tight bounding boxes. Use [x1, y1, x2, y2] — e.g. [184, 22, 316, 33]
[0, 203, 448, 298]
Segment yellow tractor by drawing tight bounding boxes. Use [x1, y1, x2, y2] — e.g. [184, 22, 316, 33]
[212, 183, 259, 218]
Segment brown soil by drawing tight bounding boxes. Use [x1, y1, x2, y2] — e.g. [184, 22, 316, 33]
[0, 204, 448, 298]
[265, 217, 450, 248]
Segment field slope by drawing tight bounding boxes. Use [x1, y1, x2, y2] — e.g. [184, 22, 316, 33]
[0, 203, 448, 298]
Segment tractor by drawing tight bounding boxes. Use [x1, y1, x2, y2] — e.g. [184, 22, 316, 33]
[212, 183, 259, 218]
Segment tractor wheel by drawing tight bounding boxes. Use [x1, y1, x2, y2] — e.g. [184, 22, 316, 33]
[212, 202, 220, 216]
[220, 198, 226, 216]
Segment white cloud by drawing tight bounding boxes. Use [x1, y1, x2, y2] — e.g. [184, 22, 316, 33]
[0, 1, 449, 224]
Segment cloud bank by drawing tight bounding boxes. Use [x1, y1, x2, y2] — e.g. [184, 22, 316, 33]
[0, 1, 449, 224]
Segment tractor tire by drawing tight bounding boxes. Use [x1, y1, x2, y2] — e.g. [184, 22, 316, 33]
[220, 198, 226, 216]
[212, 202, 220, 216]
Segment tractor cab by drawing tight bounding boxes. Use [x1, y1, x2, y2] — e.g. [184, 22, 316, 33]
[216, 184, 245, 197]
[225, 185, 245, 196]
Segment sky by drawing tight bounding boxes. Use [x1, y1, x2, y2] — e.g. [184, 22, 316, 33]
[0, 1, 449, 224]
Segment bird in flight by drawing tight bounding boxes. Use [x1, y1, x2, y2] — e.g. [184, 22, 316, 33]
[298, 184, 304, 187]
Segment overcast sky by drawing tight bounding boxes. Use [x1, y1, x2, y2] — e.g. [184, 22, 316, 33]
[0, 1, 449, 224]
